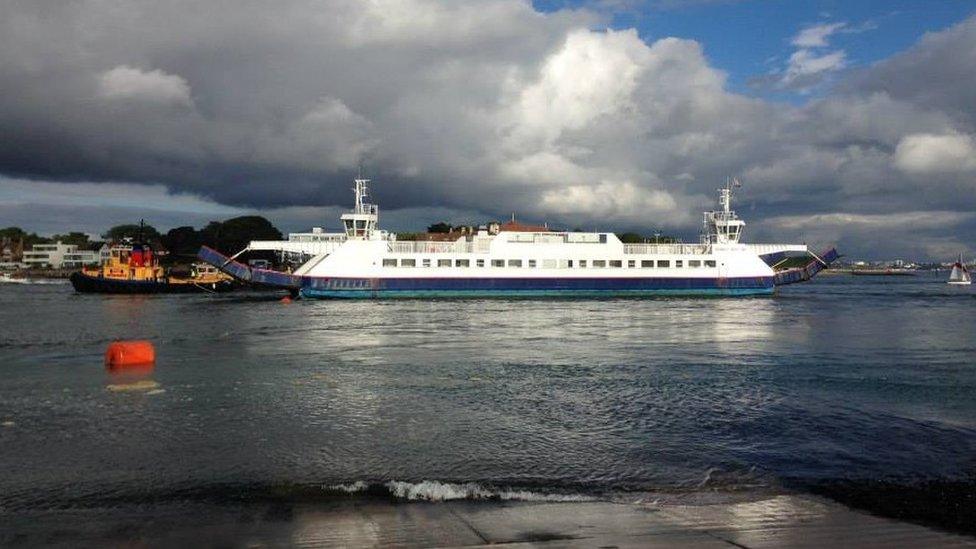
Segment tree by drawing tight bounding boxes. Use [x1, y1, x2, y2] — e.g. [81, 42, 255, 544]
[51, 231, 91, 247]
[103, 223, 161, 242]
[200, 216, 282, 254]
[617, 232, 645, 243]
[161, 226, 203, 257]
[427, 221, 452, 233]
[1, 227, 50, 247]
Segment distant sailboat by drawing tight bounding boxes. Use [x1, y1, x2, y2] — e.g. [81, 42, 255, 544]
[948, 254, 971, 285]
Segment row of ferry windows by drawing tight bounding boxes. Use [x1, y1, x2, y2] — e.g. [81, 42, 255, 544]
[382, 258, 717, 269]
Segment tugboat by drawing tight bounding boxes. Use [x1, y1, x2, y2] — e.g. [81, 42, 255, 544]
[70, 240, 235, 294]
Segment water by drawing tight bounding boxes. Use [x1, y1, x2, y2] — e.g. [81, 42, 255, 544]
[2, 273, 975, 537]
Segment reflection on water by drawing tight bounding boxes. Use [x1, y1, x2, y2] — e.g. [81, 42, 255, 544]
[0, 275, 975, 523]
[106, 363, 161, 393]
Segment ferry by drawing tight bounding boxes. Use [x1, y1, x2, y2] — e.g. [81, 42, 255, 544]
[199, 177, 838, 298]
[72, 241, 235, 294]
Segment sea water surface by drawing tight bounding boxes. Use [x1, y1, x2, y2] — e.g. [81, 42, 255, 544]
[1, 273, 975, 539]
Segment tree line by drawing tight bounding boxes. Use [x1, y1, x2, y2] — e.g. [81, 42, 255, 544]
[2, 216, 282, 259]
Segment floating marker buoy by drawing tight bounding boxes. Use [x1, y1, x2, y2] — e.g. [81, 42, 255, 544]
[280, 296, 293, 304]
[105, 340, 156, 368]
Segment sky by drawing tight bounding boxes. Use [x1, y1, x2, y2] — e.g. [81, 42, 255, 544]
[1, 0, 975, 260]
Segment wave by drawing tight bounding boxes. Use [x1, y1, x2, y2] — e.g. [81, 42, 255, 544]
[325, 480, 597, 503]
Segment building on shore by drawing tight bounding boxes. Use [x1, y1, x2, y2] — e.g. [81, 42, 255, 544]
[22, 242, 107, 269]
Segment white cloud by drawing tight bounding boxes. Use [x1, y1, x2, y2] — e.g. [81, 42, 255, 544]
[540, 180, 690, 225]
[770, 21, 855, 91]
[506, 28, 649, 148]
[766, 210, 975, 231]
[893, 133, 976, 175]
[785, 49, 846, 80]
[792, 22, 846, 48]
[97, 65, 192, 105]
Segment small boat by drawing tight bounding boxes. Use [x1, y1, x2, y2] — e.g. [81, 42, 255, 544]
[947, 254, 971, 285]
[0, 273, 29, 284]
[70, 241, 236, 294]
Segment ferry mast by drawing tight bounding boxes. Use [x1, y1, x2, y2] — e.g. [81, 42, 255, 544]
[340, 176, 380, 239]
[701, 177, 745, 245]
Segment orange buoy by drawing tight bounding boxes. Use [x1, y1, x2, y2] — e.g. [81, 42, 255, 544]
[105, 340, 156, 369]
[280, 296, 293, 304]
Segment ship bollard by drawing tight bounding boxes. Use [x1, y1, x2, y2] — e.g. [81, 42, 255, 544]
[105, 340, 156, 369]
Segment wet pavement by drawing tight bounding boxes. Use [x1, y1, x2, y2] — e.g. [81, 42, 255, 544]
[4, 495, 974, 547]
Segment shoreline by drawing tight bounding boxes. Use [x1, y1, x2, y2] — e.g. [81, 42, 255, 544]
[2, 494, 972, 548]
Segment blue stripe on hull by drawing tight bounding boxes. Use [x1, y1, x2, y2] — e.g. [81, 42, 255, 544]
[298, 276, 774, 299]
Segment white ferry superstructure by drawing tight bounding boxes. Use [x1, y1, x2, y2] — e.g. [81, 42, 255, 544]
[200, 177, 838, 298]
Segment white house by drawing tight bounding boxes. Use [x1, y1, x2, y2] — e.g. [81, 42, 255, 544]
[22, 242, 103, 269]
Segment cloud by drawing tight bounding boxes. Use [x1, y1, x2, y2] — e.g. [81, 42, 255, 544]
[766, 210, 975, 231]
[97, 65, 192, 105]
[540, 180, 692, 224]
[1, 3, 976, 259]
[780, 49, 846, 89]
[792, 22, 846, 48]
[893, 133, 976, 175]
[840, 15, 976, 128]
[763, 21, 855, 92]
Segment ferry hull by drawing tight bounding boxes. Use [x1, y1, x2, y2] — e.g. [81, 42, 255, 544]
[298, 276, 774, 299]
[69, 272, 236, 294]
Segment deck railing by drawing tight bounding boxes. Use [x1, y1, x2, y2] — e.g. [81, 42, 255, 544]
[387, 241, 476, 254]
[622, 243, 708, 255]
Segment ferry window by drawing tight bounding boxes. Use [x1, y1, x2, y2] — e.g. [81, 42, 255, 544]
[438, 259, 451, 267]
[543, 259, 557, 269]
[688, 260, 701, 268]
[382, 259, 397, 267]
[456, 259, 470, 267]
[477, 259, 485, 267]
[704, 260, 716, 268]
[491, 259, 504, 267]
[508, 259, 522, 267]
[579, 260, 587, 268]
[641, 260, 654, 268]
[610, 260, 622, 268]
[567, 260, 574, 268]
[599, 234, 607, 243]
[592, 260, 606, 268]
[657, 260, 670, 268]
[422, 258, 431, 268]
[528, 259, 537, 268]
[675, 260, 683, 268]
[627, 260, 635, 268]
[401, 259, 416, 267]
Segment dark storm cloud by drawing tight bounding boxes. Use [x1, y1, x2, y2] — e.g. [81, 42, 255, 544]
[839, 15, 976, 130]
[1, 1, 975, 259]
